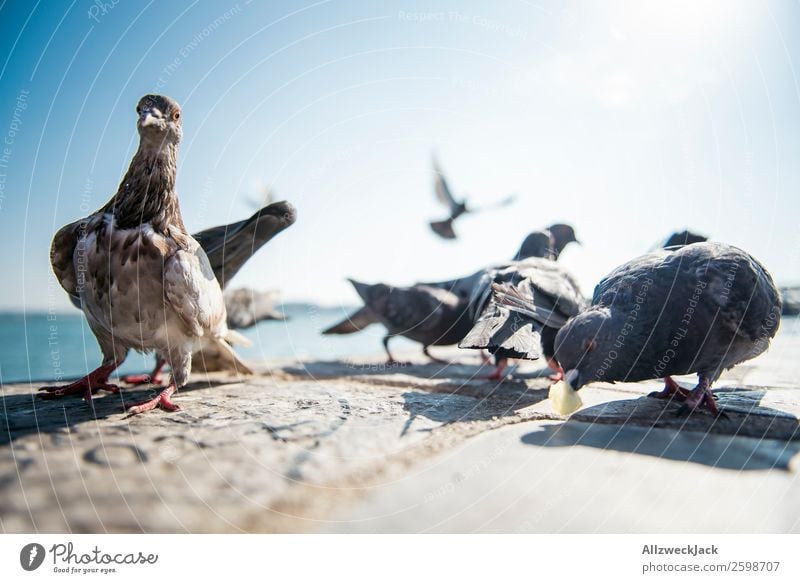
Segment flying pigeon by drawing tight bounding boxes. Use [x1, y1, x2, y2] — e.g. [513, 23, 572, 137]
[324, 279, 474, 364]
[42, 94, 252, 414]
[429, 156, 515, 240]
[545, 242, 781, 415]
[460, 257, 587, 379]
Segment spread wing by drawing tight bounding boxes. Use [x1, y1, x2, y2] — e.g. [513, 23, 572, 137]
[193, 201, 296, 289]
[432, 157, 459, 212]
[163, 239, 227, 338]
[322, 306, 379, 335]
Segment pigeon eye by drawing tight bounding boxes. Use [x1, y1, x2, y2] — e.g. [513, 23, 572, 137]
[172, 111, 181, 121]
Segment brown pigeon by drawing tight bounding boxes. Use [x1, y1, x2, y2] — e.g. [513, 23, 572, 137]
[42, 94, 251, 414]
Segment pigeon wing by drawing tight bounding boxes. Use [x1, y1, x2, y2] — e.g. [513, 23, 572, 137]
[163, 239, 227, 338]
[50, 217, 88, 304]
[193, 201, 296, 288]
[322, 306, 379, 334]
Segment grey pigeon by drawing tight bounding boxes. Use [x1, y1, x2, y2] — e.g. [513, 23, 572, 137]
[120, 199, 296, 385]
[429, 156, 515, 240]
[662, 229, 708, 249]
[546, 223, 580, 259]
[224, 288, 287, 329]
[460, 257, 587, 379]
[324, 279, 474, 364]
[547, 242, 781, 415]
[42, 94, 251, 414]
[324, 229, 562, 347]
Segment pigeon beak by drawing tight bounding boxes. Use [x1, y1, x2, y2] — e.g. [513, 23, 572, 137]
[565, 369, 582, 389]
[139, 107, 163, 127]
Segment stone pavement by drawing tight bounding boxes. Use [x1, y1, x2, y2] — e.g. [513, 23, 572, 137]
[1, 332, 799, 533]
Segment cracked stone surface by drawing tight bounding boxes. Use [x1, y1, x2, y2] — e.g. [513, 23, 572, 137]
[1, 332, 799, 533]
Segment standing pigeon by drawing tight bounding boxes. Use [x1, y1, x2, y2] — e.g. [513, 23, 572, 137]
[224, 288, 287, 329]
[429, 156, 515, 240]
[545, 242, 781, 415]
[324, 279, 474, 364]
[42, 94, 251, 414]
[322, 230, 564, 354]
[662, 229, 708, 248]
[119, 199, 296, 385]
[545, 223, 580, 259]
[460, 257, 587, 379]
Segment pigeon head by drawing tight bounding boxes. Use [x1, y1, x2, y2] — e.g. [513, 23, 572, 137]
[349, 279, 391, 312]
[136, 94, 182, 146]
[547, 223, 580, 256]
[514, 230, 555, 261]
[663, 230, 708, 248]
[553, 307, 614, 390]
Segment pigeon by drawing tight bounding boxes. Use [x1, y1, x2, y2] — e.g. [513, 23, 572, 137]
[545, 242, 781, 415]
[224, 288, 287, 329]
[324, 279, 475, 364]
[429, 156, 515, 240]
[119, 198, 296, 385]
[42, 94, 252, 414]
[662, 229, 708, 249]
[323, 229, 562, 349]
[460, 257, 587, 379]
[546, 223, 580, 259]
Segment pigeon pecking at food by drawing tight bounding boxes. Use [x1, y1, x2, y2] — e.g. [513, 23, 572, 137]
[43, 94, 252, 414]
[460, 257, 587, 380]
[541, 242, 781, 415]
[120, 199, 296, 385]
[428, 155, 515, 240]
[324, 279, 475, 364]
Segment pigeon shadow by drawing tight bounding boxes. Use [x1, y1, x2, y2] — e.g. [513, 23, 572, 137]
[400, 384, 547, 436]
[282, 358, 552, 383]
[0, 377, 242, 446]
[520, 388, 800, 471]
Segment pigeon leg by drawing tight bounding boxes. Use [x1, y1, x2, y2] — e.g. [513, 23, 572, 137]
[486, 357, 508, 381]
[546, 356, 564, 382]
[122, 358, 166, 386]
[422, 346, 449, 364]
[676, 375, 725, 416]
[39, 362, 121, 405]
[479, 350, 492, 365]
[648, 376, 691, 400]
[125, 384, 179, 416]
[383, 335, 408, 366]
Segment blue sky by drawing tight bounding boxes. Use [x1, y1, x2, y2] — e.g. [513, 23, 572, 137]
[0, 0, 798, 311]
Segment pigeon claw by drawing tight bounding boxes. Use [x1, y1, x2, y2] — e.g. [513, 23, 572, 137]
[648, 376, 691, 401]
[39, 377, 120, 404]
[674, 387, 725, 418]
[125, 385, 179, 416]
[122, 372, 163, 386]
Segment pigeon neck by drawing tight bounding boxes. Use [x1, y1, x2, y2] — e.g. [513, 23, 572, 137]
[106, 141, 185, 233]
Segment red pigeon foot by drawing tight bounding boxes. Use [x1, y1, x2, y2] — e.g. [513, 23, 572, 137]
[122, 359, 166, 386]
[39, 364, 120, 404]
[485, 358, 508, 381]
[648, 376, 691, 400]
[675, 377, 726, 417]
[125, 385, 179, 415]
